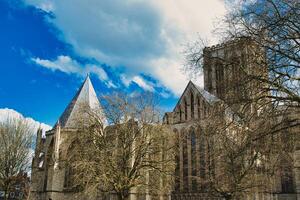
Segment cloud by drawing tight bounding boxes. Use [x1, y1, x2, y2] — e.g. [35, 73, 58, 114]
[121, 74, 155, 92]
[25, 0, 226, 95]
[32, 55, 117, 88]
[32, 55, 81, 74]
[132, 76, 154, 92]
[0, 108, 52, 135]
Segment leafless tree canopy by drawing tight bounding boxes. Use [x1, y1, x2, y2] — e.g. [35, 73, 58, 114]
[69, 92, 176, 200]
[182, 1, 300, 199]
[198, 102, 298, 199]
[185, 0, 300, 107]
[0, 118, 34, 200]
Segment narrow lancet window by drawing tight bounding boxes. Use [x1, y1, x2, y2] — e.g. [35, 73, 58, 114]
[184, 99, 188, 121]
[191, 92, 194, 119]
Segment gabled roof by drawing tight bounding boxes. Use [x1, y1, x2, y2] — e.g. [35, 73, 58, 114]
[173, 81, 220, 112]
[56, 75, 106, 128]
[171, 80, 241, 123]
[193, 84, 220, 104]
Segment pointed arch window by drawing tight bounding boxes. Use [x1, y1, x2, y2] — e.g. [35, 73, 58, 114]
[179, 107, 182, 122]
[184, 99, 188, 121]
[191, 93, 194, 119]
[197, 96, 201, 119]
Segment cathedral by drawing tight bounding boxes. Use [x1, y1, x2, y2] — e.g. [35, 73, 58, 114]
[163, 37, 300, 200]
[29, 38, 300, 200]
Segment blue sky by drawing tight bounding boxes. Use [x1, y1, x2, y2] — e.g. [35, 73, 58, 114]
[0, 0, 226, 127]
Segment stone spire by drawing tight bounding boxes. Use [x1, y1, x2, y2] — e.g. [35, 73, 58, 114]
[56, 75, 106, 128]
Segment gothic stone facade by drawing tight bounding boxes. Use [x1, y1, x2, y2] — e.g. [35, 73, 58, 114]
[163, 38, 300, 200]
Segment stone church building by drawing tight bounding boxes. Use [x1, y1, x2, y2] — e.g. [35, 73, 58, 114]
[30, 75, 107, 200]
[163, 38, 300, 200]
[29, 38, 300, 200]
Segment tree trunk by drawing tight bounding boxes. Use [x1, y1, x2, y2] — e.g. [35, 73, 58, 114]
[4, 189, 8, 200]
[117, 191, 130, 200]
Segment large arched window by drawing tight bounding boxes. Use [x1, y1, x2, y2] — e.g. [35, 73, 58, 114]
[191, 92, 194, 119]
[190, 129, 197, 191]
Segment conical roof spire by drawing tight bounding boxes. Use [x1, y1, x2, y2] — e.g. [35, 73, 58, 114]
[56, 75, 106, 128]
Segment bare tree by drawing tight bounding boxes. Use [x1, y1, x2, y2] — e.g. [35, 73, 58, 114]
[69, 92, 176, 200]
[182, 2, 300, 198]
[197, 101, 299, 200]
[185, 0, 300, 107]
[0, 118, 34, 200]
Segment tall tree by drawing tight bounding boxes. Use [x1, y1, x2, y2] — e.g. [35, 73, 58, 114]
[0, 118, 34, 200]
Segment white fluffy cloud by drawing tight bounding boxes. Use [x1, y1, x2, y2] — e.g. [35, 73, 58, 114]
[25, 0, 226, 95]
[121, 74, 155, 92]
[0, 108, 52, 135]
[32, 55, 117, 88]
